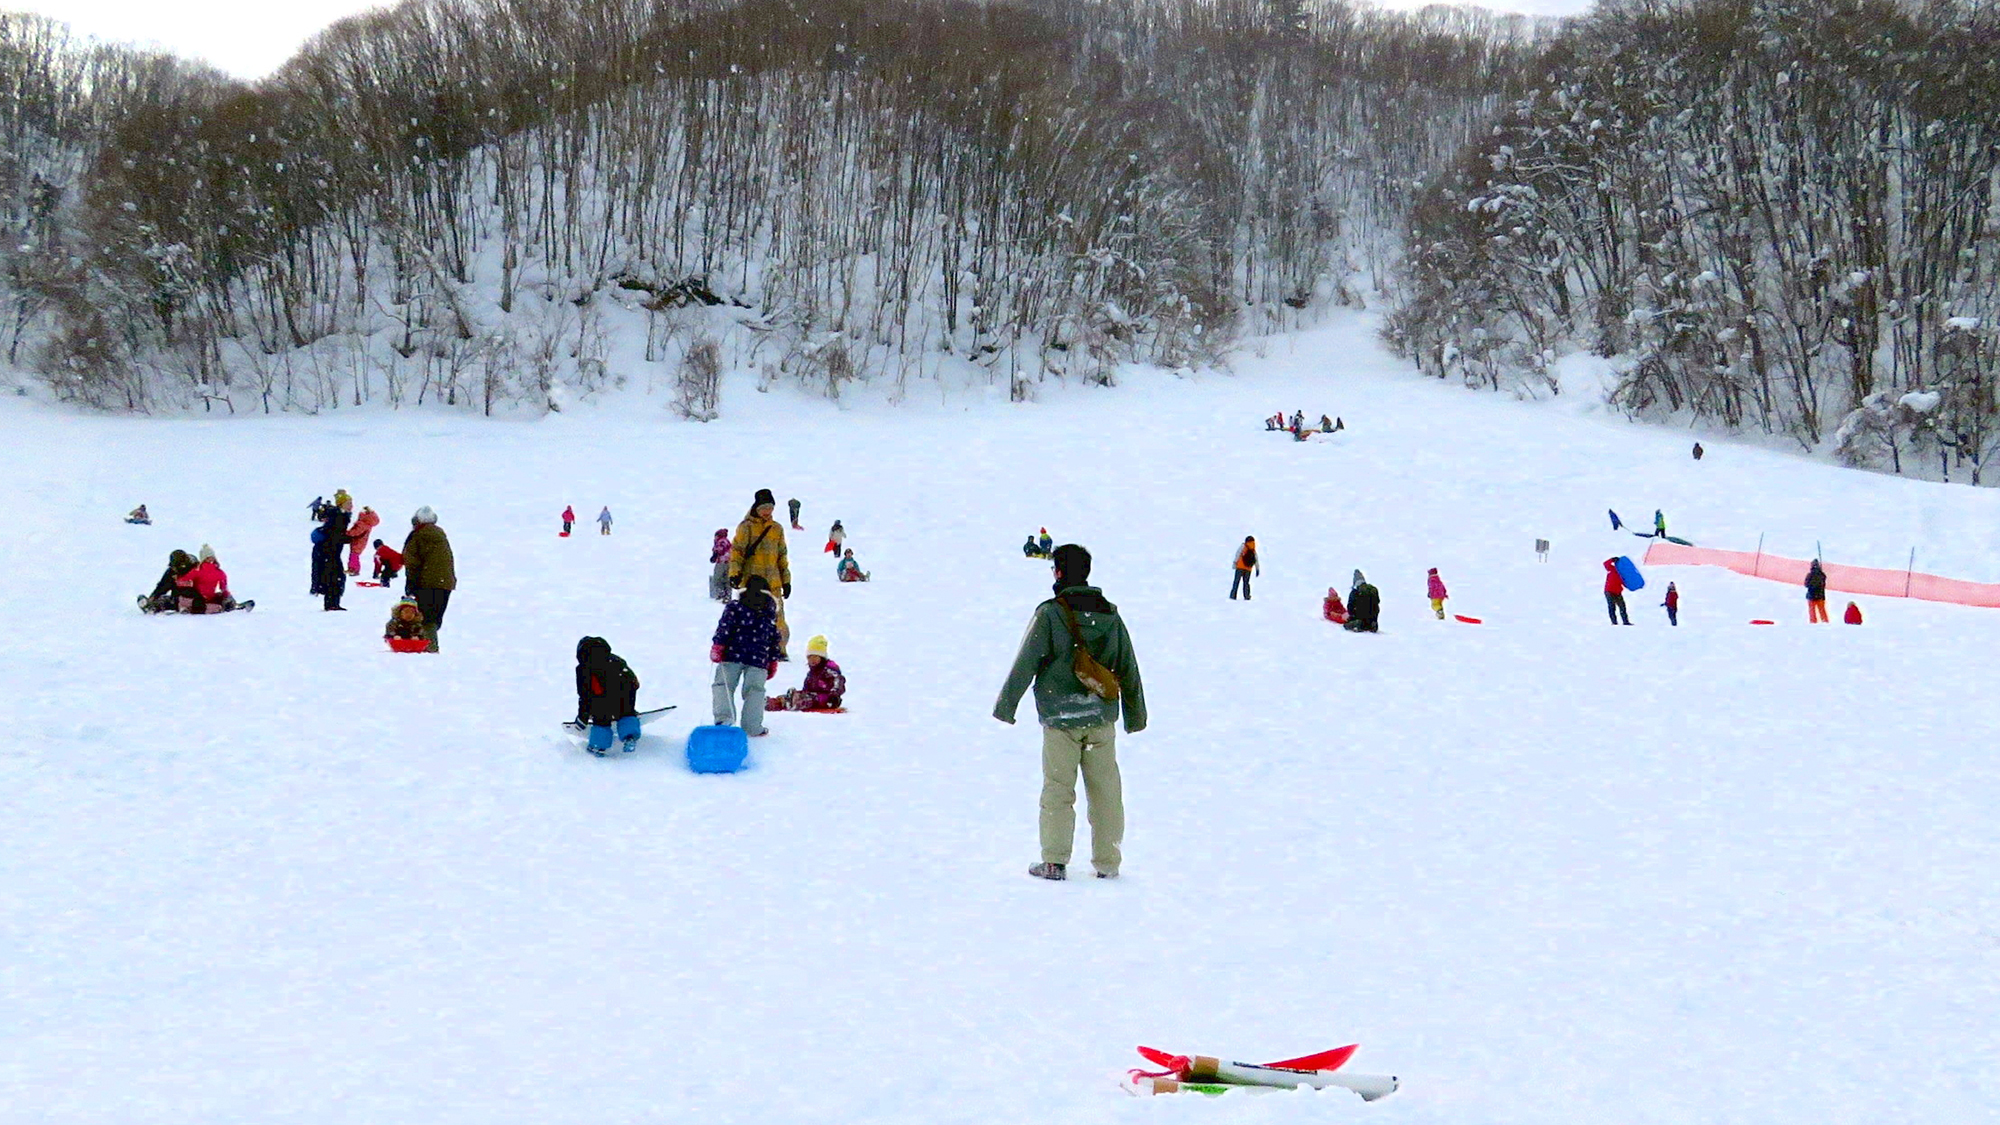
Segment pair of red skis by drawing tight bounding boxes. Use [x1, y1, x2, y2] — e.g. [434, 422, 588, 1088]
[1125, 1043, 1397, 1101]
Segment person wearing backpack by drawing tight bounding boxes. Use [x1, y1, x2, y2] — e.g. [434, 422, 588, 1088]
[994, 543, 1147, 882]
[1230, 536, 1260, 600]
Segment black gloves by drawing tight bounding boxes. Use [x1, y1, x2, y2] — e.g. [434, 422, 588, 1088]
[782, 583, 792, 599]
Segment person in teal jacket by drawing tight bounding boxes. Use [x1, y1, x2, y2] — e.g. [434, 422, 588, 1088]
[995, 543, 1147, 882]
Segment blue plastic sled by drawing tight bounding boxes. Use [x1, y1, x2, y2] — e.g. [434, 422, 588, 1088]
[686, 724, 750, 774]
[1615, 555, 1646, 592]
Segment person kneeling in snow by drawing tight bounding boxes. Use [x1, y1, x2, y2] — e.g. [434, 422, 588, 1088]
[1344, 570, 1380, 633]
[837, 547, 870, 582]
[575, 635, 643, 755]
[1323, 586, 1348, 625]
[140, 549, 199, 613]
[769, 634, 846, 712]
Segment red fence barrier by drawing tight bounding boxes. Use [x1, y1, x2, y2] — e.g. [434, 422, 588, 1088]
[1642, 541, 2000, 608]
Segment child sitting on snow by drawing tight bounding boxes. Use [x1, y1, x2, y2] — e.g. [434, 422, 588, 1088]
[575, 635, 643, 755]
[384, 598, 426, 641]
[837, 547, 870, 582]
[126, 504, 150, 525]
[1323, 586, 1348, 624]
[182, 545, 249, 613]
[768, 634, 846, 712]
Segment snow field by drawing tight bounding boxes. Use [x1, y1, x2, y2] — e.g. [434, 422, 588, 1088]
[3, 312, 1998, 1124]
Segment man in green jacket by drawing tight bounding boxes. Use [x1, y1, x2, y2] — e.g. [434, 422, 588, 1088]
[994, 543, 1146, 881]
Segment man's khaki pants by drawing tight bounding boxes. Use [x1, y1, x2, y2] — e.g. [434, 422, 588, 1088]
[1040, 722, 1122, 875]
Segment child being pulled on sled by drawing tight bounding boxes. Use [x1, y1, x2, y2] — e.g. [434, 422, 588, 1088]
[385, 597, 426, 642]
[769, 634, 846, 712]
[837, 547, 870, 582]
[575, 635, 643, 755]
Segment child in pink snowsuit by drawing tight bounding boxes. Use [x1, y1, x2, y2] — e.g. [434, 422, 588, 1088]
[1427, 568, 1448, 619]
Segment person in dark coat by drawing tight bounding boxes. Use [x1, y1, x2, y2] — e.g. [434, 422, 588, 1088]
[1662, 581, 1679, 626]
[140, 549, 199, 613]
[1343, 569, 1381, 633]
[403, 506, 457, 651]
[1806, 560, 1829, 623]
[711, 575, 782, 736]
[315, 501, 350, 611]
[575, 636, 642, 755]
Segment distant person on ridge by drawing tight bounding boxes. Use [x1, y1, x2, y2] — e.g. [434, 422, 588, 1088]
[1653, 509, 1667, 539]
[1427, 567, 1449, 619]
[994, 543, 1146, 882]
[1692, 442, 1704, 460]
[597, 506, 613, 536]
[1806, 559, 1829, 623]
[1603, 558, 1632, 625]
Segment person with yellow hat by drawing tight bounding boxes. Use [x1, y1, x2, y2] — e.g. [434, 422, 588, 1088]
[770, 634, 846, 713]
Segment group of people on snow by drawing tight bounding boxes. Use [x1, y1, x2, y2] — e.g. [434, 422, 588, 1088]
[139, 545, 252, 615]
[1022, 529, 1054, 559]
[559, 505, 614, 536]
[1264, 410, 1343, 439]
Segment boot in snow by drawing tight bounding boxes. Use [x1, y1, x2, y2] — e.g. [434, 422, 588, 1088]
[1028, 862, 1067, 881]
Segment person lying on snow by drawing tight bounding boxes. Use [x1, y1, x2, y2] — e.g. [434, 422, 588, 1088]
[140, 549, 199, 613]
[372, 539, 403, 582]
[768, 634, 846, 712]
[384, 598, 427, 641]
[575, 635, 643, 755]
[126, 504, 150, 525]
[837, 548, 870, 582]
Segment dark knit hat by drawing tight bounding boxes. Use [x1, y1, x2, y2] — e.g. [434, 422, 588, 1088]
[1051, 543, 1092, 585]
[754, 488, 776, 509]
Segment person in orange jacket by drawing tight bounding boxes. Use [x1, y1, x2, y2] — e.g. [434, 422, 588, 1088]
[1230, 536, 1260, 600]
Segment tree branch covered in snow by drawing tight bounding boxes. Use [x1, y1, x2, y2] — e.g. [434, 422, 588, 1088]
[0, 0, 1540, 415]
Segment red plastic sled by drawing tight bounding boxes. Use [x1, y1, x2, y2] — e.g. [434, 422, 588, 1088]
[1454, 614, 1482, 624]
[559, 531, 570, 537]
[386, 637, 430, 652]
[1749, 619, 1775, 625]
[356, 581, 389, 588]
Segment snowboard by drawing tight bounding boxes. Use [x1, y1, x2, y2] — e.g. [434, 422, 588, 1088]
[1615, 555, 1645, 591]
[561, 706, 678, 736]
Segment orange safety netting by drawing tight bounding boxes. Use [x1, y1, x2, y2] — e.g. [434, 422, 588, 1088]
[1641, 541, 2000, 608]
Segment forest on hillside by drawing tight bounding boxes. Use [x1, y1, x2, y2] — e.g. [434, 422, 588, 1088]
[2, 0, 1998, 483]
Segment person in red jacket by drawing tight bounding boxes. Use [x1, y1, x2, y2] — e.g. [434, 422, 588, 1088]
[182, 545, 251, 613]
[372, 539, 404, 582]
[1843, 601, 1863, 624]
[1322, 586, 1348, 624]
[561, 505, 575, 536]
[1603, 558, 1631, 625]
[1426, 567, 1448, 619]
[1662, 581, 1679, 626]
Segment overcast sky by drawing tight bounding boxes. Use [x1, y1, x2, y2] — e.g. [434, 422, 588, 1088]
[31, 0, 1596, 80]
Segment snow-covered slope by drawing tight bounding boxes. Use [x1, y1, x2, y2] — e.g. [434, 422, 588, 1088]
[4, 312, 1997, 1124]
